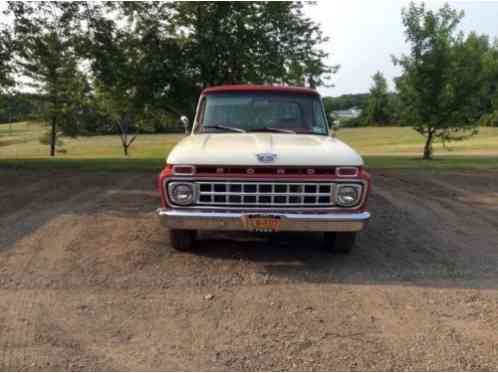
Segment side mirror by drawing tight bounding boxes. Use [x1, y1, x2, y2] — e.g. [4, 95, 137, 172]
[330, 123, 339, 138]
[179, 115, 190, 135]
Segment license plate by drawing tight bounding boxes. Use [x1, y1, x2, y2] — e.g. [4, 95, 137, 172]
[241, 214, 282, 232]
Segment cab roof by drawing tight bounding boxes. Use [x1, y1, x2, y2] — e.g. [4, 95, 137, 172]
[202, 84, 320, 96]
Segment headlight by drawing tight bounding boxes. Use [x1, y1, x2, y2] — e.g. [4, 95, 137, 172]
[336, 184, 362, 207]
[168, 182, 195, 205]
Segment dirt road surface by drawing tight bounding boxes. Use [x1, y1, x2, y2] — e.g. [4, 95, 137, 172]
[1, 168, 498, 371]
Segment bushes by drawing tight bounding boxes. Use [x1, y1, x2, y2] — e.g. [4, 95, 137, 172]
[39, 130, 64, 147]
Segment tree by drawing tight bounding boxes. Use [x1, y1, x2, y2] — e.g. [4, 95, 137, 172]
[0, 93, 45, 123]
[173, 2, 335, 90]
[56, 69, 94, 137]
[0, 26, 14, 93]
[390, 93, 403, 121]
[366, 72, 391, 125]
[393, 2, 489, 159]
[269, 2, 337, 88]
[7, 2, 85, 156]
[0, 24, 16, 124]
[479, 39, 498, 127]
[86, 2, 190, 156]
[88, 8, 140, 157]
[5, 1, 336, 143]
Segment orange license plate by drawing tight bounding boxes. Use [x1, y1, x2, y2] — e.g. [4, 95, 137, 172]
[241, 215, 282, 232]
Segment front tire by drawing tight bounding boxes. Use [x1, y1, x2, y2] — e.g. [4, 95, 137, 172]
[169, 229, 197, 251]
[323, 232, 356, 254]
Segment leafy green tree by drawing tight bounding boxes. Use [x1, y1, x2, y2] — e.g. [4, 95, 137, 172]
[386, 93, 402, 123]
[6, 1, 336, 143]
[173, 2, 335, 89]
[0, 24, 16, 124]
[270, 2, 337, 88]
[57, 70, 95, 137]
[366, 71, 391, 125]
[86, 2, 190, 155]
[88, 11, 140, 156]
[479, 39, 498, 127]
[0, 26, 14, 94]
[0, 93, 45, 123]
[7, 2, 85, 156]
[393, 2, 489, 159]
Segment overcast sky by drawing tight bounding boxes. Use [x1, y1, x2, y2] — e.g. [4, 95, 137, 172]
[306, 0, 498, 96]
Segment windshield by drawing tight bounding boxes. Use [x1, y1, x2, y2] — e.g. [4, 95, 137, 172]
[196, 92, 329, 135]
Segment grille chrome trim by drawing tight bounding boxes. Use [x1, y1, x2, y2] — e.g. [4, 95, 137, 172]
[195, 181, 338, 207]
[164, 177, 368, 211]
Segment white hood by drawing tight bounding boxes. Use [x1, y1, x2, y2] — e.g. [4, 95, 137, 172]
[167, 133, 364, 166]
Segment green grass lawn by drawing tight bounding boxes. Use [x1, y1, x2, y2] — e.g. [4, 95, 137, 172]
[337, 126, 498, 155]
[1, 121, 497, 172]
[0, 122, 183, 159]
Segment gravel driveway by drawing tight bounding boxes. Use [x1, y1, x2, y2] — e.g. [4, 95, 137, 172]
[0, 168, 497, 371]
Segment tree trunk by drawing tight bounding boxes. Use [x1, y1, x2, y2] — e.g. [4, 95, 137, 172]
[50, 115, 56, 157]
[123, 144, 128, 156]
[423, 130, 434, 160]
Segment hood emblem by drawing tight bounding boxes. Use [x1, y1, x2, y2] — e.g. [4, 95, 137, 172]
[256, 153, 278, 163]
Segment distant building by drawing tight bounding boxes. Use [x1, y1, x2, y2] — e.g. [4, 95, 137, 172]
[331, 107, 362, 120]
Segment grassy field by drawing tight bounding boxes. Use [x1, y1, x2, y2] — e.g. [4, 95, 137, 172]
[0, 122, 183, 159]
[338, 126, 498, 155]
[1, 121, 498, 171]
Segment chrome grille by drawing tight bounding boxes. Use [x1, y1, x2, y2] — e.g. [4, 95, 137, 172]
[195, 181, 335, 207]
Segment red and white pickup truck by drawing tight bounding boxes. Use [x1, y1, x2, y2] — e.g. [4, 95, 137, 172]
[157, 85, 371, 253]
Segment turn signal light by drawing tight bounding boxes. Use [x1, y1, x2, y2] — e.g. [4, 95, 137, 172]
[336, 167, 359, 177]
[172, 165, 195, 175]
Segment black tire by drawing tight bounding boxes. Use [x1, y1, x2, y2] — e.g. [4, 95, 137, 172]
[169, 229, 197, 251]
[323, 232, 356, 254]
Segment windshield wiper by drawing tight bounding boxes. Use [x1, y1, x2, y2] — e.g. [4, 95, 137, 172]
[248, 127, 296, 134]
[202, 124, 246, 133]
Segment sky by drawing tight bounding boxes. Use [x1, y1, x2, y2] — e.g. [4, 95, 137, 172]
[306, 0, 498, 96]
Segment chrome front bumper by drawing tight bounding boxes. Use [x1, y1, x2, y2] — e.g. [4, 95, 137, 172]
[157, 208, 370, 232]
